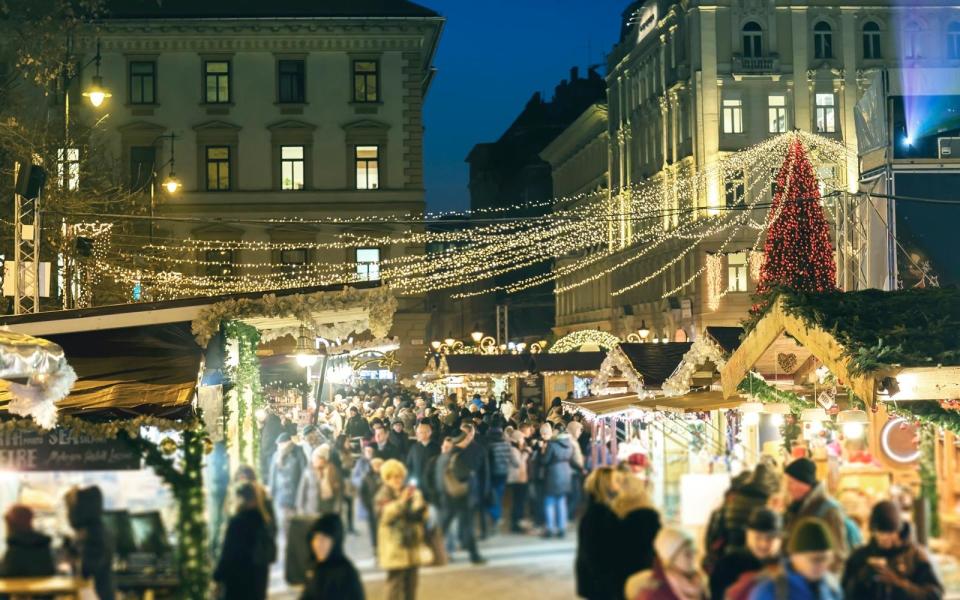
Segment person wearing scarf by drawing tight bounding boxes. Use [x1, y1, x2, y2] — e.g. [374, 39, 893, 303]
[625, 527, 707, 600]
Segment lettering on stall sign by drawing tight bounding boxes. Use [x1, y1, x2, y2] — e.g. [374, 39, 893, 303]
[0, 428, 142, 471]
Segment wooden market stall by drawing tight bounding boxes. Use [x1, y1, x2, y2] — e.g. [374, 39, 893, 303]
[719, 288, 960, 548]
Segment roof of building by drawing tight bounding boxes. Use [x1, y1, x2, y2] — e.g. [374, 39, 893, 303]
[101, 0, 440, 19]
[531, 352, 606, 374]
[442, 351, 606, 376]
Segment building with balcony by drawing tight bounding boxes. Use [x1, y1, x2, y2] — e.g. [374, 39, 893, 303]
[551, 0, 960, 342]
[64, 0, 444, 374]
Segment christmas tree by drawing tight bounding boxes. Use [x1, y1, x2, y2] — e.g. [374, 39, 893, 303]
[756, 139, 837, 297]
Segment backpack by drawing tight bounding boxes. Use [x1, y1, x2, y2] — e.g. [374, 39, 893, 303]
[814, 497, 863, 551]
[443, 452, 469, 499]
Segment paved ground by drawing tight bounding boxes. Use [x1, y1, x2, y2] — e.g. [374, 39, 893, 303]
[268, 522, 577, 599]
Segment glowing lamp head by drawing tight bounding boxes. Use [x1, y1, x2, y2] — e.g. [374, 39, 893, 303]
[443, 334, 455, 347]
[431, 340, 442, 350]
[162, 173, 181, 194]
[838, 409, 869, 440]
[637, 319, 650, 341]
[471, 330, 483, 343]
[82, 75, 112, 107]
[291, 324, 321, 368]
[742, 412, 760, 426]
[296, 352, 319, 368]
[842, 422, 865, 439]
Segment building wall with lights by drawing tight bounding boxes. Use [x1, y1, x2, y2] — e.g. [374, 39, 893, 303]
[548, 0, 960, 340]
[69, 2, 444, 375]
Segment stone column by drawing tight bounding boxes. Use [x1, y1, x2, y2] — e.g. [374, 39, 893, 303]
[791, 8, 811, 130]
[698, 6, 721, 214]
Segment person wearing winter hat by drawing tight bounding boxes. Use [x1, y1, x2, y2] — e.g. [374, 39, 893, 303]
[711, 507, 783, 600]
[748, 517, 841, 600]
[624, 526, 706, 600]
[842, 500, 943, 600]
[300, 513, 364, 600]
[782, 457, 852, 567]
[297, 444, 342, 516]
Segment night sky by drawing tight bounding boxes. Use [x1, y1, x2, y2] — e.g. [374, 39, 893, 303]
[422, 0, 626, 213]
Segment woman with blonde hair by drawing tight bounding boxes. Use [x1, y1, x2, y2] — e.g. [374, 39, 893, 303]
[612, 469, 662, 597]
[576, 467, 623, 600]
[376, 459, 428, 600]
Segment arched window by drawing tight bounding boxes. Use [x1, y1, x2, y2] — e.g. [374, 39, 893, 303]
[814, 21, 833, 59]
[948, 22, 960, 59]
[742, 22, 762, 58]
[904, 21, 922, 58]
[863, 21, 881, 59]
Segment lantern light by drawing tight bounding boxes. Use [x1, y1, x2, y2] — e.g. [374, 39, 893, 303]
[637, 320, 650, 341]
[838, 409, 869, 440]
[291, 324, 321, 368]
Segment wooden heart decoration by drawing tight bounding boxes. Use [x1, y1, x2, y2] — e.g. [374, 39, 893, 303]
[777, 352, 798, 372]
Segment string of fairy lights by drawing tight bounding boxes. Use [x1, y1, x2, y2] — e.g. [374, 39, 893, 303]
[76, 131, 851, 301]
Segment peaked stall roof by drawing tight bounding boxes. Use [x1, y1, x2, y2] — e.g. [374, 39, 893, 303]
[617, 342, 693, 387]
[705, 326, 744, 356]
[100, 0, 440, 19]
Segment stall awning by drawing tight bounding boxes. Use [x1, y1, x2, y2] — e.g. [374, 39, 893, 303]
[636, 390, 742, 412]
[0, 322, 202, 419]
[533, 352, 606, 374]
[563, 393, 643, 417]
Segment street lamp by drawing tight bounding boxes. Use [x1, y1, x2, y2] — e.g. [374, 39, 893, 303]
[470, 325, 484, 343]
[444, 333, 456, 347]
[292, 324, 321, 368]
[81, 39, 112, 108]
[638, 320, 650, 341]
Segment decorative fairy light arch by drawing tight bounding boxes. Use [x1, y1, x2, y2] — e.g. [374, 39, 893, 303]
[549, 330, 622, 353]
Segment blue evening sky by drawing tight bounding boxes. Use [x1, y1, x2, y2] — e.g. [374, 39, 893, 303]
[422, 0, 626, 212]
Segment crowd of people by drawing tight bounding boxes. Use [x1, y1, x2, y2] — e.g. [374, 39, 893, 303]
[212, 385, 593, 600]
[575, 455, 946, 600]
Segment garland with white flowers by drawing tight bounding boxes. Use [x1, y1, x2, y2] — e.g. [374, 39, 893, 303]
[191, 286, 397, 347]
[661, 335, 727, 397]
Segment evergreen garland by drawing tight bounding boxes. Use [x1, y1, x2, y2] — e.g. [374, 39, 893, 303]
[738, 372, 808, 452]
[223, 321, 264, 471]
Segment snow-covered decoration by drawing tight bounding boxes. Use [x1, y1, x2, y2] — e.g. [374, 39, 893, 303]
[589, 345, 646, 396]
[549, 330, 622, 354]
[660, 334, 727, 398]
[0, 331, 79, 430]
[8, 363, 77, 429]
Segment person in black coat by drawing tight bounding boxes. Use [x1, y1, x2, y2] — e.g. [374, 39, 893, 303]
[610, 472, 662, 595]
[405, 421, 440, 494]
[842, 501, 943, 600]
[709, 507, 783, 600]
[345, 407, 372, 439]
[0, 504, 55, 578]
[65, 486, 114, 600]
[301, 513, 364, 600]
[575, 467, 623, 600]
[214, 484, 275, 600]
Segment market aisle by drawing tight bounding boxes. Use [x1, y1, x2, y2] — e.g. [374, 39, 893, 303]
[267, 526, 576, 599]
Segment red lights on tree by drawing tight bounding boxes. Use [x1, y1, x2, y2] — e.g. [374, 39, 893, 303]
[756, 139, 837, 297]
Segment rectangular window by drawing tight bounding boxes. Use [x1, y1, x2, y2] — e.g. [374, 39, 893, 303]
[204, 60, 230, 104]
[815, 93, 836, 133]
[278, 59, 305, 103]
[725, 170, 745, 207]
[353, 60, 379, 103]
[722, 98, 743, 134]
[129, 146, 156, 191]
[206, 146, 231, 191]
[280, 145, 305, 190]
[356, 248, 380, 281]
[355, 145, 379, 190]
[280, 248, 307, 274]
[205, 249, 234, 277]
[768, 94, 787, 133]
[727, 252, 748, 292]
[57, 147, 79, 191]
[129, 61, 156, 105]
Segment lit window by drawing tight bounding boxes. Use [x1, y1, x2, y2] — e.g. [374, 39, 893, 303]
[815, 93, 836, 133]
[206, 146, 231, 191]
[725, 170, 745, 207]
[204, 61, 230, 104]
[742, 22, 762, 58]
[727, 252, 748, 292]
[205, 249, 233, 277]
[57, 148, 79, 191]
[722, 98, 743, 134]
[948, 23, 960, 59]
[280, 145, 305, 190]
[768, 94, 787, 133]
[278, 59, 305, 103]
[813, 21, 833, 59]
[353, 61, 379, 103]
[355, 145, 379, 190]
[356, 248, 380, 281]
[863, 22, 882, 59]
[129, 61, 156, 105]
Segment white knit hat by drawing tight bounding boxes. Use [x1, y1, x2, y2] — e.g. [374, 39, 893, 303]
[654, 527, 693, 566]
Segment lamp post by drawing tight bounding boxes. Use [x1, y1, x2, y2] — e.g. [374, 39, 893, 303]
[149, 132, 181, 244]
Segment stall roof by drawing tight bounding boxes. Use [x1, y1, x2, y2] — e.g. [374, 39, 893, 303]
[563, 393, 642, 417]
[637, 390, 741, 412]
[618, 342, 692, 386]
[0, 322, 202, 419]
[0, 282, 379, 337]
[532, 352, 606, 374]
[444, 354, 532, 376]
[705, 327, 744, 355]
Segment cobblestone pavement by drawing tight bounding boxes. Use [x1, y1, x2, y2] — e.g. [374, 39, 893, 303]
[268, 526, 577, 599]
